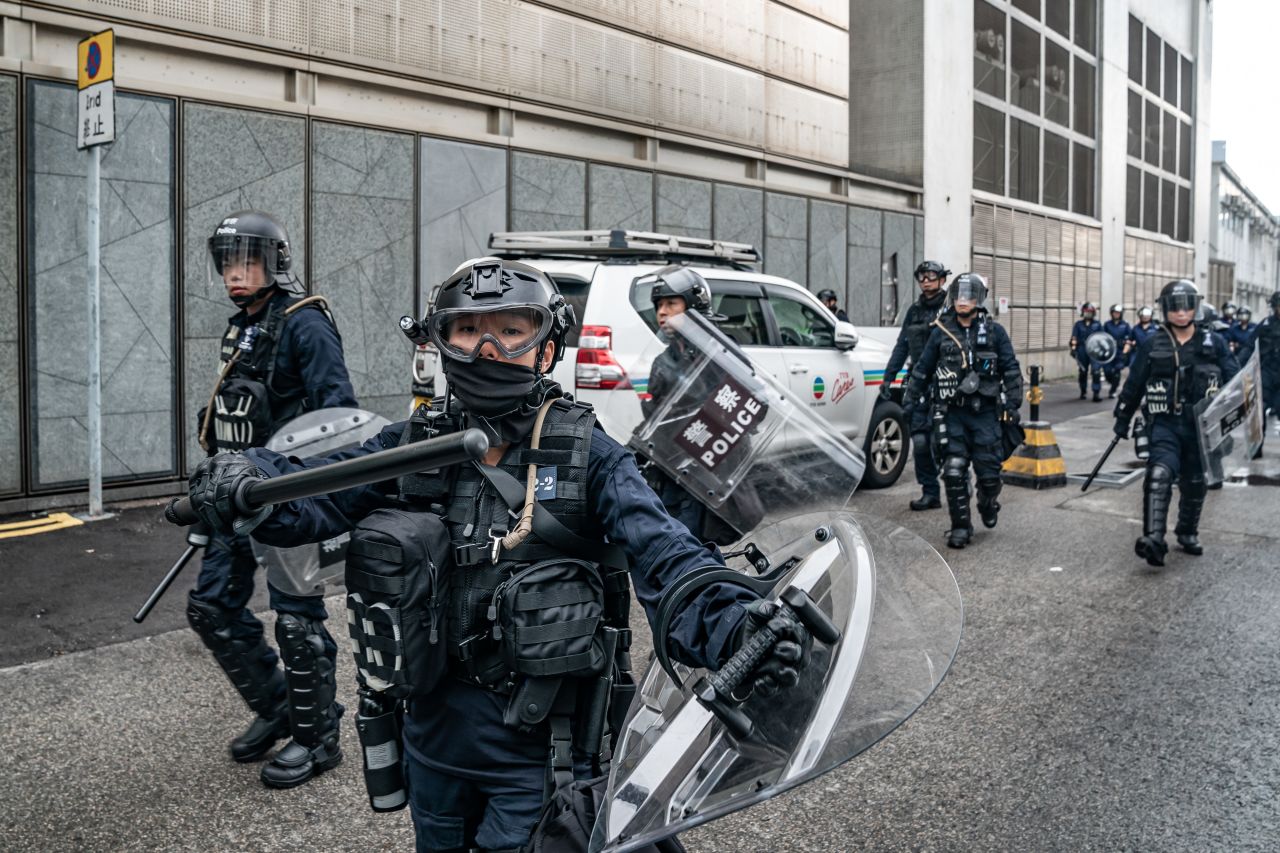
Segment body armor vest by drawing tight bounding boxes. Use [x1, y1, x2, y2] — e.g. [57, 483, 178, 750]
[1144, 326, 1221, 415]
[904, 295, 948, 366]
[205, 295, 324, 452]
[933, 313, 1000, 404]
[1257, 317, 1280, 363]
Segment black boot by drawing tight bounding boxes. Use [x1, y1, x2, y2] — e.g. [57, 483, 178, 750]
[261, 614, 345, 789]
[1135, 464, 1172, 567]
[910, 492, 941, 511]
[942, 457, 973, 549]
[1092, 389, 1102, 402]
[976, 477, 1002, 529]
[186, 597, 289, 762]
[1078, 370, 1087, 399]
[1175, 473, 1207, 556]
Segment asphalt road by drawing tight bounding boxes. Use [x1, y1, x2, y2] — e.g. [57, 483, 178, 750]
[2, 389, 1278, 852]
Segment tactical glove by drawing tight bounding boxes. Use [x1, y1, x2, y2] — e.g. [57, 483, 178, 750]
[1113, 417, 1131, 440]
[877, 384, 894, 403]
[189, 452, 272, 536]
[732, 599, 813, 699]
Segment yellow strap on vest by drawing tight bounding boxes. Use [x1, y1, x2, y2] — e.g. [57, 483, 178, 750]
[500, 398, 558, 553]
[932, 317, 969, 370]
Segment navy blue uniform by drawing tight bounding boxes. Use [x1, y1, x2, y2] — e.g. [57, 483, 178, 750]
[1249, 315, 1280, 416]
[1102, 319, 1132, 393]
[1070, 318, 1104, 397]
[193, 292, 357, 693]
[1228, 321, 1256, 363]
[247, 418, 751, 850]
[883, 292, 949, 501]
[1128, 321, 1158, 352]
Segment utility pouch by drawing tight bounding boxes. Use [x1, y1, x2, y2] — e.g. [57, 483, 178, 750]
[345, 509, 453, 698]
[491, 558, 606, 679]
[211, 376, 273, 451]
[1145, 379, 1171, 415]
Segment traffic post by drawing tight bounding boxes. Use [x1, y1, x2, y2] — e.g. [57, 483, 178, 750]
[77, 30, 116, 520]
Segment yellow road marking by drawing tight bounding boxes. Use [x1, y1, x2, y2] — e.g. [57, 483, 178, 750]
[0, 512, 85, 540]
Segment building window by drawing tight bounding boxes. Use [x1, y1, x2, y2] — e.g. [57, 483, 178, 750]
[1163, 43, 1179, 106]
[975, 1, 1007, 100]
[1072, 142, 1095, 217]
[1161, 112, 1176, 173]
[1126, 166, 1142, 228]
[1127, 90, 1142, 157]
[1145, 29, 1161, 96]
[974, 102, 1006, 194]
[1179, 120, 1192, 179]
[1043, 130, 1069, 210]
[1075, 0, 1096, 54]
[1013, 0, 1039, 21]
[1073, 57, 1095, 137]
[1045, 39, 1070, 127]
[1143, 172, 1159, 232]
[1012, 20, 1041, 114]
[1180, 56, 1194, 113]
[1128, 16, 1143, 83]
[1010, 118, 1040, 203]
[1144, 99, 1160, 166]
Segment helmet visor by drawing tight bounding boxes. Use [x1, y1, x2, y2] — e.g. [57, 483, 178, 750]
[1161, 292, 1199, 316]
[949, 278, 987, 306]
[915, 269, 943, 283]
[427, 304, 553, 363]
[208, 235, 275, 296]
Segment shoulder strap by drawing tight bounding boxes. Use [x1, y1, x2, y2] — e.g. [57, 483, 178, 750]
[932, 317, 969, 369]
[475, 462, 626, 571]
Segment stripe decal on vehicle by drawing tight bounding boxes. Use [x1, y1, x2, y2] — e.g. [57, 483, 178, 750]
[862, 370, 903, 388]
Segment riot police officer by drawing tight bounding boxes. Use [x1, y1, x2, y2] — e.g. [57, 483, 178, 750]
[1126, 305, 1158, 356]
[1114, 280, 1239, 567]
[1070, 302, 1104, 401]
[1102, 305, 1131, 399]
[1220, 301, 1238, 326]
[1248, 292, 1280, 437]
[880, 260, 951, 510]
[1228, 305, 1255, 359]
[183, 259, 807, 852]
[189, 210, 357, 788]
[906, 273, 1022, 549]
[817, 288, 849, 322]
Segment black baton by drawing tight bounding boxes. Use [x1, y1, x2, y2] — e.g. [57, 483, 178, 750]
[165, 428, 490, 526]
[1080, 434, 1122, 493]
[133, 522, 211, 623]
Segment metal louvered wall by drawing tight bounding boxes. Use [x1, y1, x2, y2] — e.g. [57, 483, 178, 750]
[1123, 234, 1193, 310]
[62, 0, 850, 165]
[972, 201, 1102, 355]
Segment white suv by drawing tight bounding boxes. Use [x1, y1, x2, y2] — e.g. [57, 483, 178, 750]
[433, 231, 909, 488]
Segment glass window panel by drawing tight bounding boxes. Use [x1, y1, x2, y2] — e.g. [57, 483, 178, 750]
[1012, 20, 1041, 115]
[1128, 16, 1143, 83]
[712, 294, 769, 346]
[769, 291, 835, 348]
[1179, 120, 1192, 179]
[1126, 165, 1142, 227]
[1143, 171, 1159, 232]
[1180, 56, 1194, 114]
[1164, 44, 1179, 106]
[1045, 39, 1070, 127]
[1013, 0, 1039, 20]
[0, 75, 17, 494]
[1010, 118, 1040, 204]
[1161, 178, 1176, 239]
[1177, 185, 1191, 242]
[1162, 111, 1176, 172]
[1046, 0, 1069, 37]
[973, 102, 1006, 195]
[1144, 99, 1160, 166]
[1043, 130, 1069, 210]
[975, 0, 1007, 100]
[1074, 57, 1095, 137]
[1072, 143, 1095, 218]
[1127, 90, 1142, 157]
[1075, 0, 1097, 54]
[1146, 30, 1161, 96]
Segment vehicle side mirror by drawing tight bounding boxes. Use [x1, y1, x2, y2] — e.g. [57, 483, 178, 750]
[834, 321, 858, 350]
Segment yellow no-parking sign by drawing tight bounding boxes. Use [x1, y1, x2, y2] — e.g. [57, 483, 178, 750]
[77, 29, 115, 149]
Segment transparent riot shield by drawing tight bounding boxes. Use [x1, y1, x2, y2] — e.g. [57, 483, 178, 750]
[1196, 350, 1264, 487]
[590, 511, 962, 853]
[1084, 331, 1117, 365]
[625, 302, 866, 536]
[251, 407, 390, 596]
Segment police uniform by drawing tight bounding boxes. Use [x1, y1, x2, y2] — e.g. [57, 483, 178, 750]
[1102, 315, 1132, 396]
[906, 274, 1021, 549]
[882, 288, 949, 507]
[1115, 282, 1239, 566]
[187, 212, 357, 788]
[1227, 318, 1255, 361]
[1070, 315, 1104, 400]
[1248, 294, 1280, 424]
[1128, 319, 1159, 351]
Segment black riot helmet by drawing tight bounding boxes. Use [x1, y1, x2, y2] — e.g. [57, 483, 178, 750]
[1236, 306, 1252, 323]
[636, 265, 714, 316]
[1110, 304, 1124, 319]
[816, 288, 839, 303]
[426, 258, 575, 370]
[914, 260, 950, 282]
[207, 210, 300, 306]
[946, 272, 988, 316]
[1220, 301, 1237, 320]
[1157, 279, 1201, 326]
[1080, 302, 1097, 320]
[1270, 291, 1280, 311]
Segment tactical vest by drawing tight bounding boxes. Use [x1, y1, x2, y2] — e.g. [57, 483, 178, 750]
[1144, 326, 1221, 415]
[1257, 317, 1280, 363]
[933, 313, 1000, 404]
[904, 296, 948, 365]
[202, 294, 330, 452]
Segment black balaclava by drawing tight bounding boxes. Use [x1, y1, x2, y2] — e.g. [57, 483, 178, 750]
[443, 357, 560, 446]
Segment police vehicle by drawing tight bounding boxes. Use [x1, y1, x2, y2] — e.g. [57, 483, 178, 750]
[427, 230, 908, 488]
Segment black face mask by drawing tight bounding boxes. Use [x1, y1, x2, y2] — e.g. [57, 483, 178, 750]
[443, 357, 560, 445]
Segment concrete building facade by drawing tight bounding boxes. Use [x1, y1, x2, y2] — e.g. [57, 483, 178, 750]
[1208, 141, 1278, 315]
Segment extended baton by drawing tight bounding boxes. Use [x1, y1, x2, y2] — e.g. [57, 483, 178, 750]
[1080, 434, 1122, 493]
[132, 522, 210, 623]
[164, 428, 490, 526]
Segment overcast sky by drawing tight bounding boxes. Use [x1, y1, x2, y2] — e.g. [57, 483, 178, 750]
[1210, 1, 1278, 212]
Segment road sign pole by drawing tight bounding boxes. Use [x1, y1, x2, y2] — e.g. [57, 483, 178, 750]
[87, 143, 103, 518]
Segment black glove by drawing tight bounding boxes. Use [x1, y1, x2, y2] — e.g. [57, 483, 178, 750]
[1113, 417, 1131, 439]
[877, 383, 894, 403]
[732, 599, 813, 699]
[188, 452, 272, 536]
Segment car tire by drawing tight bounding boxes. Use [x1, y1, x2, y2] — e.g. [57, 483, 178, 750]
[861, 400, 908, 489]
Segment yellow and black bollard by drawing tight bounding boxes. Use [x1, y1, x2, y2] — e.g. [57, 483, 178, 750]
[1003, 365, 1067, 488]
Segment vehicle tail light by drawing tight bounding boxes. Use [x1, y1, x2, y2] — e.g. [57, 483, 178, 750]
[576, 325, 631, 390]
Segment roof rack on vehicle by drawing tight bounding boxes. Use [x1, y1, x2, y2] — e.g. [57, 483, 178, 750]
[489, 229, 761, 267]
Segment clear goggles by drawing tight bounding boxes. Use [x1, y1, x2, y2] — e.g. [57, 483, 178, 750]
[426, 304, 552, 363]
[915, 270, 943, 283]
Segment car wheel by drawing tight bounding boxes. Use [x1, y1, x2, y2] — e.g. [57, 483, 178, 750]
[861, 400, 908, 489]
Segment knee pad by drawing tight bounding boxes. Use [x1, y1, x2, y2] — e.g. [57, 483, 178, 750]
[976, 477, 1002, 499]
[942, 456, 969, 485]
[1179, 472, 1207, 500]
[187, 595, 284, 715]
[186, 595, 234, 644]
[912, 432, 931, 458]
[1145, 463, 1174, 492]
